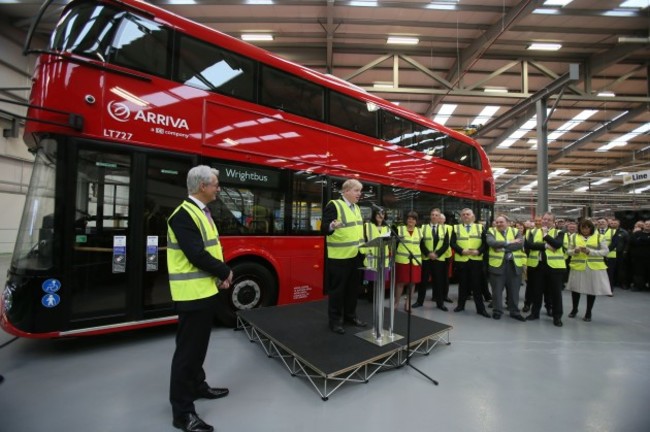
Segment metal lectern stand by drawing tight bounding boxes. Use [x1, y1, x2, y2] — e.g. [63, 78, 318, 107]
[356, 235, 403, 346]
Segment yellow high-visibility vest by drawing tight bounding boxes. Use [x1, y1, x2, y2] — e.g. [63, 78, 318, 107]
[453, 223, 483, 262]
[167, 201, 224, 301]
[361, 222, 390, 268]
[526, 228, 566, 269]
[487, 227, 524, 268]
[326, 200, 364, 259]
[395, 225, 422, 266]
[421, 223, 447, 262]
[569, 233, 607, 270]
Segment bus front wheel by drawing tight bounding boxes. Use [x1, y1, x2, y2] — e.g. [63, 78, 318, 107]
[229, 262, 278, 311]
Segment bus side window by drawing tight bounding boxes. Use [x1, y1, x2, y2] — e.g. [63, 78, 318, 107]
[110, 14, 170, 77]
[329, 91, 378, 138]
[176, 35, 255, 102]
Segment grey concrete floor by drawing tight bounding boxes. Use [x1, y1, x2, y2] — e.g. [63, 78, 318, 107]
[1, 252, 649, 432]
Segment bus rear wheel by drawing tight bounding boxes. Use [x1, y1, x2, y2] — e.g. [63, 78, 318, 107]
[215, 262, 277, 328]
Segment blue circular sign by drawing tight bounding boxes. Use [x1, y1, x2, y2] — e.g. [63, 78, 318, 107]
[41, 293, 60, 308]
[42, 278, 61, 294]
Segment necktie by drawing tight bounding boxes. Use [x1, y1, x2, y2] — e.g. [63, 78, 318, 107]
[433, 225, 439, 244]
[501, 230, 507, 238]
[203, 207, 214, 226]
[465, 224, 471, 232]
[600, 229, 605, 234]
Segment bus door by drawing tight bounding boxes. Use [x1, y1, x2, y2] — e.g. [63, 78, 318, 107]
[68, 146, 193, 327]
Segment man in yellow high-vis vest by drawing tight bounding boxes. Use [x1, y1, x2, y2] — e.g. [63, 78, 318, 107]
[524, 212, 566, 327]
[168, 165, 233, 432]
[485, 215, 526, 321]
[450, 208, 490, 318]
[322, 179, 367, 335]
[414, 208, 450, 310]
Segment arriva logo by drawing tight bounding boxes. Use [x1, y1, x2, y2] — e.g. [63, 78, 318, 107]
[106, 101, 190, 130]
[108, 101, 130, 122]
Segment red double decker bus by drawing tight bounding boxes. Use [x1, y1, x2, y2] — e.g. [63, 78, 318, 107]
[1, 0, 494, 338]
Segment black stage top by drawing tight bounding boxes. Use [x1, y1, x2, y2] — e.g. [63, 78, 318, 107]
[238, 300, 451, 377]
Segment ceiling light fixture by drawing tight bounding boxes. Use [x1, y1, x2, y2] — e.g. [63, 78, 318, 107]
[373, 81, 394, 89]
[484, 87, 508, 93]
[527, 43, 562, 51]
[387, 36, 419, 45]
[618, 36, 650, 43]
[543, 0, 573, 6]
[241, 33, 274, 41]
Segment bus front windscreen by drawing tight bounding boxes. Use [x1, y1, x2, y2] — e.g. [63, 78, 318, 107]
[12, 139, 58, 271]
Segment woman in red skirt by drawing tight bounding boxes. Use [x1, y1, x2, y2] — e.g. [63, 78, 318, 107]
[394, 211, 422, 312]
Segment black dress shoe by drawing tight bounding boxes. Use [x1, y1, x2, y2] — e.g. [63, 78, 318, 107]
[453, 306, 465, 312]
[444, 297, 453, 303]
[344, 317, 367, 327]
[510, 314, 526, 322]
[553, 318, 563, 327]
[173, 413, 214, 432]
[522, 304, 530, 313]
[412, 302, 423, 308]
[437, 305, 448, 312]
[478, 310, 490, 318]
[197, 387, 229, 400]
[329, 322, 345, 334]
[526, 314, 539, 321]
[568, 309, 577, 318]
[492, 312, 501, 320]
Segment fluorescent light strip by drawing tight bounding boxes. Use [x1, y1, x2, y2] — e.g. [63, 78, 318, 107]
[543, 0, 573, 6]
[373, 81, 393, 89]
[592, 178, 611, 186]
[528, 43, 562, 51]
[387, 36, 419, 45]
[484, 87, 508, 94]
[241, 34, 274, 41]
[597, 91, 615, 97]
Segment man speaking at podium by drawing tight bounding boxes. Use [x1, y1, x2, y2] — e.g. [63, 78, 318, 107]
[322, 179, 368, 335]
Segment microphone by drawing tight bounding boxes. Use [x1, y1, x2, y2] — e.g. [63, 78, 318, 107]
[371, 203, 385, 213]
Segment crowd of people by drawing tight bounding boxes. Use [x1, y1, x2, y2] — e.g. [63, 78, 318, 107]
[371, 210, 648, 325]
[401, 211, 650, 327]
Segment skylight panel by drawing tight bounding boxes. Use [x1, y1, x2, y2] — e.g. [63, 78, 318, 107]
[433, 104, 457, 126]
[547, 109, 598, 143]
[620, 0, 649, 9]
[597, 122, 650, 151]
[471, 106, 500, 126]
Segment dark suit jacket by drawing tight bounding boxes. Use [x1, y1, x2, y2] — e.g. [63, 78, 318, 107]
[168, 198, 231, 311]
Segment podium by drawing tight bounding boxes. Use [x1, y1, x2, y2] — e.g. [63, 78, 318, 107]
[356, 235, 403, 346]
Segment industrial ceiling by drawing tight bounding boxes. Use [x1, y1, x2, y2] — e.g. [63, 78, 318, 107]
[1, 0, 649, 218]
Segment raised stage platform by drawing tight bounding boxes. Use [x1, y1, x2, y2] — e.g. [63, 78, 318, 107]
[236, 300, 452, 400]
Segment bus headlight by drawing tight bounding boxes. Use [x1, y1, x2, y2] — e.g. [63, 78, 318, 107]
[2, 282, 15, 313]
